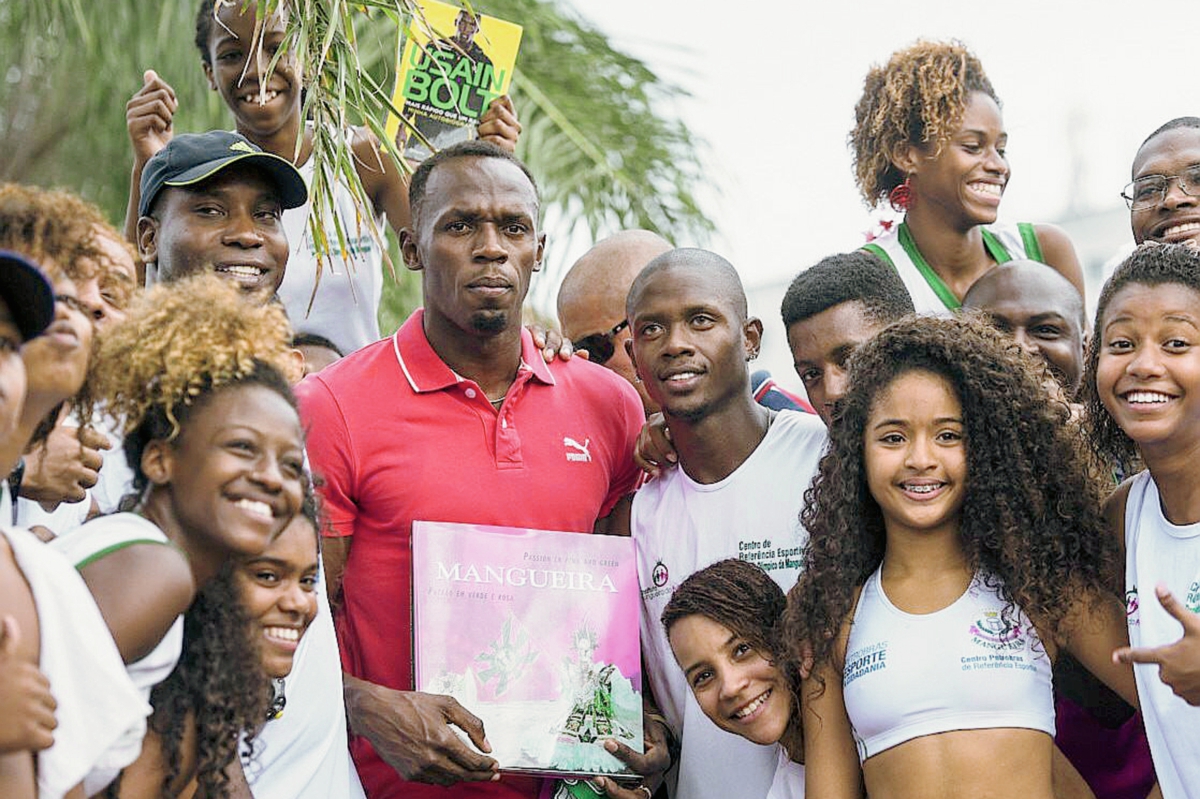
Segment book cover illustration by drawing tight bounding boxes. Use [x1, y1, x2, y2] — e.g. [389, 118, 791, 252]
[412, 521, 643, 777]
[385, 0, 522, 161]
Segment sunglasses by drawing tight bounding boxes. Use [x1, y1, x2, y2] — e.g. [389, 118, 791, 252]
[571, 319, 629, 365]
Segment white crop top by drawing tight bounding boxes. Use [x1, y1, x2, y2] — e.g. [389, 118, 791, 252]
[842, 569, 1054, 761]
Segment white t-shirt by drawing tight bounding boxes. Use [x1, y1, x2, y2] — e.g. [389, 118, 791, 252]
[278, 157, 386, 357]
[246, 568, 365, 799]
[632, 410, 827, 799]
[1123, 470, 1200, 799]
[4, 525, 149, 799]
[766, 746, 804, 799]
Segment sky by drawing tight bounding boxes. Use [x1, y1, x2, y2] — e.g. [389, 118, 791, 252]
[540, 0, 1199, 391]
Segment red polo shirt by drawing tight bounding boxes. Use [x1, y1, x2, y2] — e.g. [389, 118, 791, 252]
[297, 309, 643, 799]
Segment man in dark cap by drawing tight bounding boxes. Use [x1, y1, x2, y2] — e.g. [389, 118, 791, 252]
[136, 130, 307, 302]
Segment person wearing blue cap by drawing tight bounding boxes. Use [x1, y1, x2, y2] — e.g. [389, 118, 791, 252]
[0, 251, 54, 473]
[136, 130, 307, 303]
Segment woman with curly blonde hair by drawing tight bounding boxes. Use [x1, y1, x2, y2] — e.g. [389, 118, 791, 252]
[51, 273, 306, 797]
[785, 315, 1143, 799]
[853, 40, 1084, 313]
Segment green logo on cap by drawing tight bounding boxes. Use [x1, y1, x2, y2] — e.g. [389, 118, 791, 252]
[229, 141, 255, 153]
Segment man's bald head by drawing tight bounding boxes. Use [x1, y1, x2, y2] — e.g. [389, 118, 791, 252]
[557, 230, 671, 332]
[962, 260, 1086, 391]
[557, 230, 671, 414]
[627, 248, 748, 321]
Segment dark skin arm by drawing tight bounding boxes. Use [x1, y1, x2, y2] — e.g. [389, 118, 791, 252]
[78, 544, 194, 664]
[344, 675, 500, 786]
[594, 494, 632, 537]
[124, 70, 177, 255]
[1034, 223, 1087, 304]
[0, 615, 55, 754]
[324, 534, 498, 786]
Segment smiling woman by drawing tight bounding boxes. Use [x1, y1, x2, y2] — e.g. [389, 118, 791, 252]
[49, 273, 305, 797]
[662, 559, 804, 799]
[786, 315, 1138, 799]
[852, 40, 1085, 312]
[234, 495, 321, 683]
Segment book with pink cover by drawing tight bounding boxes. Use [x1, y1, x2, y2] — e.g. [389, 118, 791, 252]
[412, 521, 643, 778]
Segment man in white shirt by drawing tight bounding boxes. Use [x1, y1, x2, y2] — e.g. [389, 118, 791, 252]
[620, 249, 826, 799]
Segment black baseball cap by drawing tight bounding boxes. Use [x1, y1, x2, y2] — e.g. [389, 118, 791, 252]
[0, 251, 55, 342]
[138, 131, 308, 218]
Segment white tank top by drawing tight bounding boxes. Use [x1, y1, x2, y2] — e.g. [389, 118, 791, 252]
[50, 512, 184, 701]
[278, 156, 386, 356]
[843, 568, 1055, 761]
[862, 221, 1042, 315]
[1123, 470, 1200, 799]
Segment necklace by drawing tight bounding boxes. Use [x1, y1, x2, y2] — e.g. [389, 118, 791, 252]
[488, 396, 505, 408]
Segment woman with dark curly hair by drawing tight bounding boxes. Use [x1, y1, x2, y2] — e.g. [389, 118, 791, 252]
[1080, 242, 1200, 796]
[785, 315, 1138, 799]
[51, 273, 305, 797]
[662, 559, 803, 799]
[852, 41, 1084, 313]
[116, 491, 323, 798]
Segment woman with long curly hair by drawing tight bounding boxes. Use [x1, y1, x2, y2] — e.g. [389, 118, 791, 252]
[1080, 242, 1200, 796]
[116, 491, 323, 798]
[853, 40, 1084, 312]
[785, 315, 1139, 799]
[662, 559, 803, 799]
[51, 273, 305, 797]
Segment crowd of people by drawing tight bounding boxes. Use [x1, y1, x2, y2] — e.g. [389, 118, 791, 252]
[0, 7, 1197, 799]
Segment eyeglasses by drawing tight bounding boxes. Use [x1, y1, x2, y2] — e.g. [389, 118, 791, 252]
[571, 319, 628, 365]
[1121, 165, 1200, 211]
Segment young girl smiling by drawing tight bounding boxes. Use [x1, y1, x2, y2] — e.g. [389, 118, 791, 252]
[788, 315, 1139, 799]
[1081, 242, 1200, 797]
[662, 559, 803, 799]
[53, 274, 305, 796]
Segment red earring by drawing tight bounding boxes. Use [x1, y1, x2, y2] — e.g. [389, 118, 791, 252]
[888, 176, 913, 212]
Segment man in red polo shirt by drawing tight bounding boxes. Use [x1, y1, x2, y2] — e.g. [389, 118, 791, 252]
[297, 141, 649, 799]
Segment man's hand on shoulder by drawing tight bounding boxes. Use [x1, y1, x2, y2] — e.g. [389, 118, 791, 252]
[526, 323, 573, 363]
[344, 676, 500, 786]
[634, 413, 677, 480]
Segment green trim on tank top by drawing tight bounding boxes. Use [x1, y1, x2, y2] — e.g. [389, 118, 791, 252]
[897, 222, 963, 310]
[1016, 222, 1044, 262]
[73, 537, 181, 570]
[865, 222, 1040, 311]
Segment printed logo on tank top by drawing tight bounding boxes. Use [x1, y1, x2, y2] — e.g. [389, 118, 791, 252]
[1187, 581, 1200, 614]
[968, 610, 1025, 651]
[1126, 586, 1140, 626]
[844, 641, 888, 686]
[963, 611, 1042, 673]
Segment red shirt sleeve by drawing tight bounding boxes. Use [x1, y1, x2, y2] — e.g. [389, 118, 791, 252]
[599, 379, 645, 518]
[296, 374, 358, 538]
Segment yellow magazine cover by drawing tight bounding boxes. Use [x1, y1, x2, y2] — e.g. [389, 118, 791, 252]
[386, 0, 522, 161]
